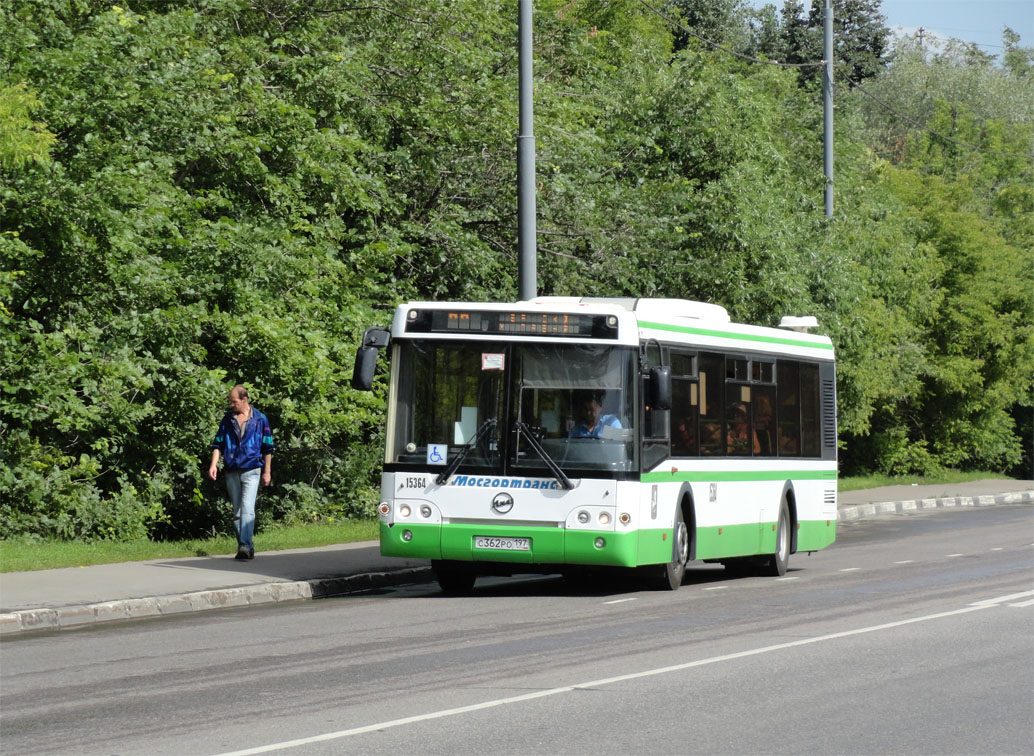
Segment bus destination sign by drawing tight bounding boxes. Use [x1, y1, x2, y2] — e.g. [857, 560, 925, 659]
[404, 309, 618, 339]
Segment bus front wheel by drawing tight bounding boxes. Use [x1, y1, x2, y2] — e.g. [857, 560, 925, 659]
[432, 560, 476, 594]
[654, 507, 689, 591]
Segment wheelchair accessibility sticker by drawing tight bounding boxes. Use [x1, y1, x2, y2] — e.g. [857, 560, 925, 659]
[427, 444, 447, 465]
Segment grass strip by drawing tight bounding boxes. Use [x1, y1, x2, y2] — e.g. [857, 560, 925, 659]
[1, 520, 378, 573]
[836, 470, 1010, 491]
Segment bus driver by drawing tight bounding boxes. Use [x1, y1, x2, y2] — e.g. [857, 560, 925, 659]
[569, 389, 622, 438]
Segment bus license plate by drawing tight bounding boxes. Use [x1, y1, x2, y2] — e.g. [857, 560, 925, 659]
[474, 536, 531, 551]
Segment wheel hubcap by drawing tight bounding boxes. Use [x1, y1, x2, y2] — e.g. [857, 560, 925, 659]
[674, 521, 689, 566]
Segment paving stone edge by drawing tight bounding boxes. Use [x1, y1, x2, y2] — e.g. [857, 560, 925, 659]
[836, 489, 1033, 521]
[2, 490, 1030, 636]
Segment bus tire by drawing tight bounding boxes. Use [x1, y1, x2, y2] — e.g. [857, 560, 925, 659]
[762, 500, 791, 577]
[432, 560, 476, 594]
[656, 507, 689, 591]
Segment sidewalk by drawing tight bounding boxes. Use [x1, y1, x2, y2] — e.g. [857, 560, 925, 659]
[2, 480, 1031, 635]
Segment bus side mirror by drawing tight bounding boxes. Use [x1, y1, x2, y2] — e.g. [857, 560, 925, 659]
[352, 347, 379, 391]
[351, 327, 390, 391]
[649, 366, 672, 411]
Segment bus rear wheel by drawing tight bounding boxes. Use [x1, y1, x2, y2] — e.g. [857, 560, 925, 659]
[761, 500, 790, 577]
[432, 560, 476, 594]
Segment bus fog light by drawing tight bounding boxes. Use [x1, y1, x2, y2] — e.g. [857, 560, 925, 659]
[594, 537, 606, 549]
[420, 505, 432, 518]
[402, 529, 413, 542]
[378, 503, 390, 516]
[577, 510, 590, 524]
[619, 512, 631, 525]
[598, 512, 611, 525]
[400, 505, 412, 518]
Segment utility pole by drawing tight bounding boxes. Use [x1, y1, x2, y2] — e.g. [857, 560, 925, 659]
[517, 0, 537, 301]
[823, 0, 833, 217]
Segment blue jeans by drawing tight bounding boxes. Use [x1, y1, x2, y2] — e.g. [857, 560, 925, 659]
[225, 468, 261, 549]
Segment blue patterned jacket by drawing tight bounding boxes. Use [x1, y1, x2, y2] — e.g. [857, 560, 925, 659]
[212, 408, 274, 472]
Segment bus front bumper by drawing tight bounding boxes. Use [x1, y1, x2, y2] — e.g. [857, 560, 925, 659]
[380, 521, 642, 568]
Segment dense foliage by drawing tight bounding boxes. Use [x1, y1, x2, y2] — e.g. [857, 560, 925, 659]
[1, 0, 1031, 541]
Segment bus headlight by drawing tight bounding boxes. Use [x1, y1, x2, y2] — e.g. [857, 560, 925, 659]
[399, 505, 411, 518]
[598, 512, 611, 525]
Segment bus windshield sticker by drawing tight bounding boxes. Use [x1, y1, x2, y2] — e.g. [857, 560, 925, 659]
[482, 353, 505, 370]
[426, 444, 447, 465]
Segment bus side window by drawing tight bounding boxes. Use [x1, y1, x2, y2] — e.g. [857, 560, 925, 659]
[777, 361, 801, 456]
[669, 349, 698, 457]
[670, 379, 698, 456]
[698, 353, 723, 456]
[800, 363, 821, 457]
[753, 386, 776, 457]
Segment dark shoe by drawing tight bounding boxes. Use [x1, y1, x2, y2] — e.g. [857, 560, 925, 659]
[235, 546, 250, 561]
[246, 548, 255, 560]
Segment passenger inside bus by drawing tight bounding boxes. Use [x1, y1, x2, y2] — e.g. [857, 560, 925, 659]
[726, 401, 760, 455]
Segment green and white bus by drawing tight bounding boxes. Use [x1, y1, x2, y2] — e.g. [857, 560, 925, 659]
[353, 297, 837, 593]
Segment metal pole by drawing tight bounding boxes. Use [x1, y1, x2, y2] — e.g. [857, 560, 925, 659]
[517, 0, 537, 301]
[823, 0, 834, 217]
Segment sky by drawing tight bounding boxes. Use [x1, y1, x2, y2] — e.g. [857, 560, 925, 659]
[746, 1, 1033, 53]
[880, 0, 1032, 53]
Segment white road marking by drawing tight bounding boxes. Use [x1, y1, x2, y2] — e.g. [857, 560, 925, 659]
[839, 568, 860, 572]
[211, 598, 1016, 756]
[991, 547, 1004, 551]
[603, 598, 638, 605]
[703, 585, 728, 591]
[1009, 599, 1034, 608]
[894, 560, 914, 564]
[775, 577, 799, 581]
[946, 553, 964, 557]
[969, 590, 1034, 606]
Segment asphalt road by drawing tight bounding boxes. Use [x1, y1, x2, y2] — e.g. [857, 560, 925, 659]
[2, 505, 1032, 756]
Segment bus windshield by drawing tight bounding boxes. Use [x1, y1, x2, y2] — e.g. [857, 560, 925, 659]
[387, 341, 638, 475]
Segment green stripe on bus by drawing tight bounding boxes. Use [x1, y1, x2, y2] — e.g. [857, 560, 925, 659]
[381, 518, 837, 565]
[641, 469, 836, 483]
[638, 320, 835, 351]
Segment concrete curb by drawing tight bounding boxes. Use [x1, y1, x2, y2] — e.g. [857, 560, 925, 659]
[837, 489, 1034, 522]
[0, 566, 433, 636]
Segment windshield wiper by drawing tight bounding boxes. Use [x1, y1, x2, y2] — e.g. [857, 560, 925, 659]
[435, 418, 497, 485]
[515, 421, 573, 490]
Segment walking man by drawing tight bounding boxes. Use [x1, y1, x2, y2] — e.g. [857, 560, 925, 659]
[209, 385, 274, 560]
